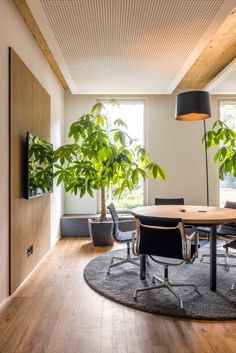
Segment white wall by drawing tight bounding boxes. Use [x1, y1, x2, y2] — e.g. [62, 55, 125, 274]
[64, 91, 221, 214]
[147, 94, 219, 206]
[0, 0, 64, 305]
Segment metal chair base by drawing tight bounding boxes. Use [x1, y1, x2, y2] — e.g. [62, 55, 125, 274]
[133, 271, 198, 309]
[107, 243, 139, 275]
[200, 250, 236, 272]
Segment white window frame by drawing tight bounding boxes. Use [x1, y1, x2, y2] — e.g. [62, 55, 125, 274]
[96, 97, 148, 212]
[218, 98, 236, 206]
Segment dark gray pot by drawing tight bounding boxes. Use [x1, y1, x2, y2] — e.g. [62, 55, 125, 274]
[88, 218, 114, 246]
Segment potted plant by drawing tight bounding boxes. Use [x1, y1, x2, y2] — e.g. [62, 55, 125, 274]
[204, 120, 236, 179]
[54, 99, 166, 246]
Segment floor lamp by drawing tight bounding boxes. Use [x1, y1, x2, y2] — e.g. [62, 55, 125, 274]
[175, 90, 211, 206]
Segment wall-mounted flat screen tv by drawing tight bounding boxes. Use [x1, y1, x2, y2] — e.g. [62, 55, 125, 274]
[25, 132, 53, 199]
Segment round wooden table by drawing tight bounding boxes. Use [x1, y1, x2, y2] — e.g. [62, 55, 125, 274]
[132, 205, 236, 291]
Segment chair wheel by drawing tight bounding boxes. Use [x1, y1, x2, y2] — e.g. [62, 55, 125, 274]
[107, 271, 110, 275]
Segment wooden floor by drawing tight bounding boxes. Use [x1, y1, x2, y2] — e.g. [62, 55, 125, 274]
[1, 238, 236, 353]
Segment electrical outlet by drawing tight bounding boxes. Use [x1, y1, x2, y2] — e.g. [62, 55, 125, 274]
[27, 245, 33, 257]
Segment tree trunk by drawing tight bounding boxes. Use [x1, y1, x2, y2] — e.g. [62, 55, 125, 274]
[100, 186, 107, 222]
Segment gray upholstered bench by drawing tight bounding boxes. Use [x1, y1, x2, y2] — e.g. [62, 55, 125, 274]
[60, 213, 136, 237]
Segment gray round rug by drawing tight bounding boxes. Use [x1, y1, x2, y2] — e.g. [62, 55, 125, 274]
[83, 249, 236, 320]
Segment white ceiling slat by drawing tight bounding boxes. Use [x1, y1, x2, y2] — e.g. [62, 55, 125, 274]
[39, 0, 229, 94]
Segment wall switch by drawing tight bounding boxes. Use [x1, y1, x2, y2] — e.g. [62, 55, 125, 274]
[27, 245, 33, 257]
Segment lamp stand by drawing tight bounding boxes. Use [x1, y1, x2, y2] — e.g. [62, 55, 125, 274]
[203, 120, 209, 206]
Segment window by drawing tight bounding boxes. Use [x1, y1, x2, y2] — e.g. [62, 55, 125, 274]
[101, 100, 145, 210]
[219, 102, 236, 206]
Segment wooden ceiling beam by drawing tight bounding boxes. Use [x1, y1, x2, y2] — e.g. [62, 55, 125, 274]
[13, 0, 68, 89]
[178, 5, 236, 90]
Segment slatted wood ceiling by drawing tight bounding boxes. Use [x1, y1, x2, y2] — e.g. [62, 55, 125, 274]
[40, 0, 227, 93]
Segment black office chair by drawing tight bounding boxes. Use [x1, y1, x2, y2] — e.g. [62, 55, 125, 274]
[199, 201, 236, 271]
[107, 203, 139, 275]
[155, 197, 193, 232]
[155, 197, 185, 205]
[223, 239, 236, 291]
[132, 215, 199, 309]
[224, 240, 236, 290]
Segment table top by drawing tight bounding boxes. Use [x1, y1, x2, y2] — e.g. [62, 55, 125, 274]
[131, 205, 236, 225]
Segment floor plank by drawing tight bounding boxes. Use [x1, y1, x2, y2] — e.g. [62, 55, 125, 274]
[0, 238, 236, 353]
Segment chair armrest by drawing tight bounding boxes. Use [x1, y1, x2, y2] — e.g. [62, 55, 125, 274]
[116, 219, 137, 232]
[218, 234, 236, 243]
[186, 231, 199, 263]
[223, 238, 236, 249]
[132, 230, 139, 256]
[117, 219, 135, 224]
[186, 231, 197, 242]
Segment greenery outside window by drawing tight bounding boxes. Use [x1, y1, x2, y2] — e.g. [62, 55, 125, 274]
[219, 101, 236, 206]
[100, 99, 146, 211]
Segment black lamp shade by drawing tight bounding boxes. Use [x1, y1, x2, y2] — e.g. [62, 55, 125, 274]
[176, 91, 211, 121]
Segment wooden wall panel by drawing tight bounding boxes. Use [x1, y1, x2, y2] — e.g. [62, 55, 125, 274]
[9, 48, 51, 293]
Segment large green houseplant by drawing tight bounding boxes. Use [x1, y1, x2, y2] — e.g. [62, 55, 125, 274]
[54, 100, 166, 244]
[204, 120, 236, 179]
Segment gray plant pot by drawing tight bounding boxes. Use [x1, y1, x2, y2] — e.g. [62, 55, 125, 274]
[88, 218, 114, 246]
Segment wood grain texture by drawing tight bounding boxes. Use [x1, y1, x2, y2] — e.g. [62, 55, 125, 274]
[132, 205, 236, 225]
[13, 0, 68, 89]
[1, 238, 236, 353]
[9, 48, 51, 294]
[178, 5, 236, 89]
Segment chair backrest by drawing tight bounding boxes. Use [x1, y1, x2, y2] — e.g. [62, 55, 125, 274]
[225, 200, 236, 210]
[155, 198, 185, 205]
[137, 215, 185, 260]
[107, 203, 119, 237]
[107, 203, 119, 222]
[219, 200, 236, 235]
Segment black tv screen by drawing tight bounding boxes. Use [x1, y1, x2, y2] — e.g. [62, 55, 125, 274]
[25, 132, 53, 199]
